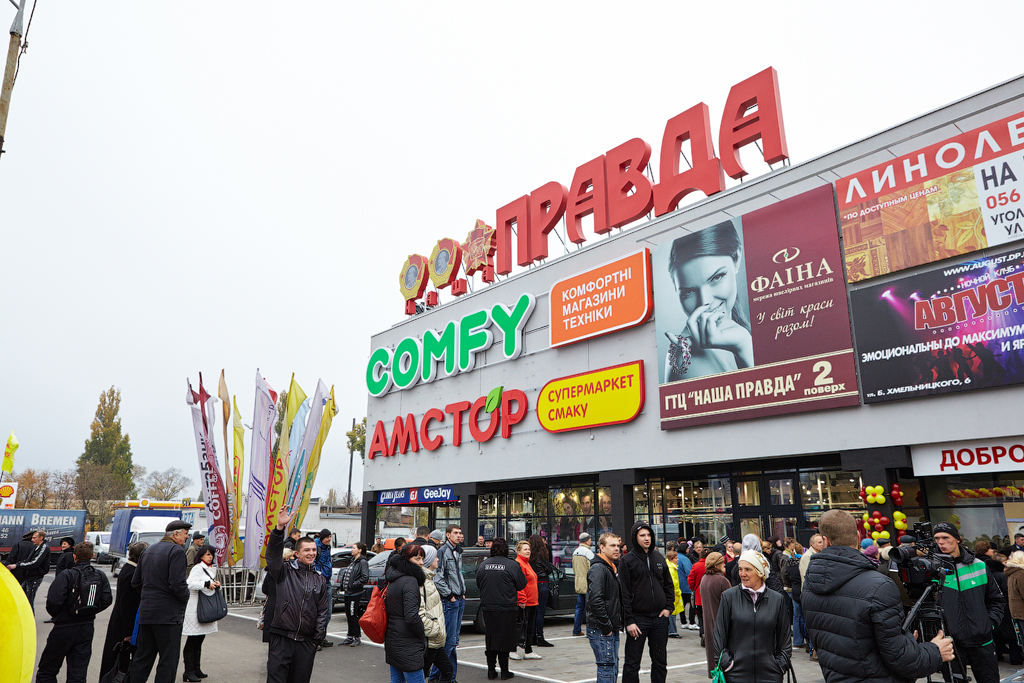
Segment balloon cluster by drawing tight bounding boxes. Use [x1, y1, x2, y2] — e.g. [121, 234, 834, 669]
[893, 511, 908, 531]
[860, 485, 886, 505]
[862, 511, 891, 540]
[890, 483, 903, 506]
[949, 487, 1020, 500]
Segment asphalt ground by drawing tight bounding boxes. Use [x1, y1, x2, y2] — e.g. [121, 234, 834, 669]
[27, 570, 1024, 683]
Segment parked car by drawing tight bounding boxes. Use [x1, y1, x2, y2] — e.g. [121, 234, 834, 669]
[328, 547, 376, 610]
[362, 546, 577, 632]
[86, 531, 112, 564]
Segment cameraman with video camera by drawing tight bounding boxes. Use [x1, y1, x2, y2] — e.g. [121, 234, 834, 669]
[803, 510, 954, 683]
[931, 522, 1006, 683]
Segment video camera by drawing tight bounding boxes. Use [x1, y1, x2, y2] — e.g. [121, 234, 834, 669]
[887, 521, 967, 683]
[888, 521, 957, 599]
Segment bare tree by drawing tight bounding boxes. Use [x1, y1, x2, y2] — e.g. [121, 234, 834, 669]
[50, 469, 79, 510]
[76, 462, 128, 530]
[140, 468, 193, 501]
[326, 488, 338, 507]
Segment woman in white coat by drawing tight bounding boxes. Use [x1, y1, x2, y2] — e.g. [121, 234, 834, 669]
[420, 545, 453, 683]
[182, 544, 221, 682]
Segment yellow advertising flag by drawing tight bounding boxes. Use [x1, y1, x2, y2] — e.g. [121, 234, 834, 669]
[230, 397, 245, 567]
[263, 374, 305, 555]
[295, 386, 338, 529]
[1, 432, 17, 474]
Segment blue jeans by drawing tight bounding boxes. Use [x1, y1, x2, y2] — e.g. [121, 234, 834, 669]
[792, 599, 807, 647]
[536, 582, 549, 639]
[574, 594, 587, 634]
[587, 627, 620, 683]
[667, 614, 677, 635]
[392, 666, 426, 683]
[442, 598, 465, 680]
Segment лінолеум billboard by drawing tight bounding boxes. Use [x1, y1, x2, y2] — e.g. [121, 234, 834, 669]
[850, 244, 1024, 403]
[655, 185, 859, 428]
[837, 111, 1024, 283]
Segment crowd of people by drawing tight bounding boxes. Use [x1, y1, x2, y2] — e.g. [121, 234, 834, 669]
[11, 509, 1024, 683]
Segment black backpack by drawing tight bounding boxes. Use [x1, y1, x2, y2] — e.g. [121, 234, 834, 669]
[69, 564, 104, 616]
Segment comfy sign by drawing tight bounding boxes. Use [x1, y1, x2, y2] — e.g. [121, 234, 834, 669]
[397, 68, 789, 314]
[912, 437, 1024, 476]
[550, 250, 653, 347]
[537, 361, 645, 433]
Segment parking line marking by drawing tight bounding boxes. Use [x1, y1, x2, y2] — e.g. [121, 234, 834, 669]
[226, 613, 577, 683]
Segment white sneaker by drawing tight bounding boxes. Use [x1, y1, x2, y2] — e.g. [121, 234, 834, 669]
[524, 652, 542, 660]
[509, 649, 523, 660]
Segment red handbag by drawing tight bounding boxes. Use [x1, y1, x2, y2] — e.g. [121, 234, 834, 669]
[359, 584, 388, 643]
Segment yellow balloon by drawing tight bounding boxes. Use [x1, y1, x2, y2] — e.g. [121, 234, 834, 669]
[871, 531, 881, 540]
[864, 522, 872, 531]
[880, 531, 890, 539]
[876, 495, 886, 504]
[0, 564, 35, 682]
[862, 513, 870, 521]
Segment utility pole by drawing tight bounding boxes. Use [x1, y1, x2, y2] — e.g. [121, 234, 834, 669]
[346, 417, 355, 508]
[0, 0, 26, 158]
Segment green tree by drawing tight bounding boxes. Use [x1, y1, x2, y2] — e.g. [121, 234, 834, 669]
[77, 387, 136, 499]
[346, 417, 366, 462]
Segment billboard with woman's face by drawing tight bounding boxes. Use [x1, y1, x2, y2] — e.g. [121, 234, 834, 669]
[653, 185, 861, 428]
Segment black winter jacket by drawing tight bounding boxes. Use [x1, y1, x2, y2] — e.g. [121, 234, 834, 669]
[477, 555, 527, 611]
[937, 545, 1006, 647]
[619, 521, 674, 625]
[384, 554, 427, 671]
[13, 540, 51, 581]
[802, 545, 941, 683]
[586, 555, 621, 634]
[266, 527, 331, 642]
[712, 585, 792, 683]
[132, 537, 189, 625]
[46, 558, 113, 626]
[343, 555, 370, 596]
[55, 547, 76, 575]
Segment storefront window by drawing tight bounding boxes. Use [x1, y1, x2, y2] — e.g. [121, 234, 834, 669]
[923, 473, 1024, 547]
[769, 479, 796, 506]
[434, 504, 460, 535]
[735, 480, 760, 506]
[799, 471, 863, 510]
[596, 487, 613, 535]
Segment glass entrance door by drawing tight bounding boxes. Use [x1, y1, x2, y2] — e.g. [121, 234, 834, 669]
[733, 474, 802, 542]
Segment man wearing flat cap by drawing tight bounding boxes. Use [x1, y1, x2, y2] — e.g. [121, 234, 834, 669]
[130, 519, 192, 683]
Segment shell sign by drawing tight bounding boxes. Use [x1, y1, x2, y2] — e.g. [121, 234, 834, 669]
[0, 482, 18, 509]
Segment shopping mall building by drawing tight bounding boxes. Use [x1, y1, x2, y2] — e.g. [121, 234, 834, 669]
[361, 69, 1024, 559]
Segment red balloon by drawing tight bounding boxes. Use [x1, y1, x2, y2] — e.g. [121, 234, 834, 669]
[891, 483, 901, 492]
[872, 511, 882, 519]
[880, 516, 890, 526]
[874, 523, 884, 531]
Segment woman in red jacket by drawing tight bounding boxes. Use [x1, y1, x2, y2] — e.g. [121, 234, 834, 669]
[511, 540, 541, 661]
[687, 547, 710, 646]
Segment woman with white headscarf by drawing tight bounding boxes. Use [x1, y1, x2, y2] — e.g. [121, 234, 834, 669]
[712, 550, 792, 682]
[728, 534, 785, 595]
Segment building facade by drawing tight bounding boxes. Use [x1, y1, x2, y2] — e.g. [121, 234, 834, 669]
[362, 72, 1024, 559]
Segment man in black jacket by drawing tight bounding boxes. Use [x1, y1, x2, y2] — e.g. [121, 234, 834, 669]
[619, 521, 673, 683]
[803, 509, 953, 683]
[587, 533, 623, 683]
[340, 542, 370, 647]
[266, 504, 331, 683]
[129, 519, 191, 683]
[36, 541, 113, 683]
[933, 522, 1005, 683]
[6, 529, 50, 613]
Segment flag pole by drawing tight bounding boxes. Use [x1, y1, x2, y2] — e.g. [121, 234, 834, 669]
[346, 417, 354, 508]
[0, 0, 26, 158]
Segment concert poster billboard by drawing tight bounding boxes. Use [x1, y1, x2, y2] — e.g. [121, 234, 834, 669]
[850, 244, 1024, 403]
[654, 185, 860, 429]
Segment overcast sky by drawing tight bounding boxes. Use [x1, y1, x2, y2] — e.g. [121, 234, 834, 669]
[2, 2, 1021, 505]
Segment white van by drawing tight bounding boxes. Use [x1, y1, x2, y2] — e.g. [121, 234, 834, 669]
[86, 531, 112, 563]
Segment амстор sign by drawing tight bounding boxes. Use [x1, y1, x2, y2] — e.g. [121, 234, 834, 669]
[549, 250, 653, 347]
[537, 361, 645, 433]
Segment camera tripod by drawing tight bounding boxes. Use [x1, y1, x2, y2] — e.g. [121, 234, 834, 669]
[902, 583, 969, 683]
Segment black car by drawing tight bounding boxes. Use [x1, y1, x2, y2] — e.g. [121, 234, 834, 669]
[362, 547, 578, 632]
